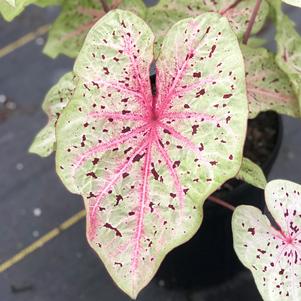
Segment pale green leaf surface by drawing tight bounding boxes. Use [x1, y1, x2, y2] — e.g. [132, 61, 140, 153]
[146, 0, 269, 57]
[43, 0, 146, 58]
[233, 180, 301, 301]
[282, 0, 301, 7]
[0, 0, 60, 21]
[270, 1, 301, 112]
[242, 45, 300, 118]
[236, 157, 267, 189]
[29, 72, 77, 157]
[56, 10, 248, 298]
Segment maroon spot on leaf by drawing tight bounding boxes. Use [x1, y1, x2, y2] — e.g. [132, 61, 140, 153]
[193, 72, 202, 78]
[170, 193, 176, 198]
[209, 45, 217, 58]
[151, 168, 159, 180]
[196, 89, 205, 97]
[248, 227, 255, 236]
[103, 223, 122, 237]
[103, 67, 110, 75]
[192, 125, 199, 135]
[114, 262, 123, 267]
[86, 172, 97, 179]
[92, 158, 99, 165]
[122, 172, 129, 178]
[149, 202, 155, 213]
[114, 194, 123, 206]
[223, 93, 233, 99]
[168, 204, 175, 210]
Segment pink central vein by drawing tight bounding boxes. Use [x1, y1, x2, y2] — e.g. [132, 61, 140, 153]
[131, 135, 153, 272]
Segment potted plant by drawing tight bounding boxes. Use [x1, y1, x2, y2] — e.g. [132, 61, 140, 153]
[2, 0, 301, 300]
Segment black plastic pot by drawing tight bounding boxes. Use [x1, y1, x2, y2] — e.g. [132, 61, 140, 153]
[154, 111, 283, 291]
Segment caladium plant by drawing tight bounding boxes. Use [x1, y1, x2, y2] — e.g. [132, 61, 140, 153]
[232, 180, 301, 301]
[2, 0, 301, 299]
[54, 9, 249, 297]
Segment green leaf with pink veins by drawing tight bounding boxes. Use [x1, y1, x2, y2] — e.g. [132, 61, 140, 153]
[282, 0, 301, 7]
[232, 180, 301, 301]
[29, 72, 77, 157]
[241, 45, 300, 119]
[0, 0, 60, 21]
[43, 0, 146, 59]
[275, 15, 301, 112]
[146, 0, 269, 58]
[55, 10, 248, 298]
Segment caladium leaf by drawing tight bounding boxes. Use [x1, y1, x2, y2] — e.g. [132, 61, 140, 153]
[43, 0, 146, 58]
[0, 0, 60, 21]
[275, 15, 301, 112]
[282, 0, 301, 7]
[29, 72, 77, 157]
[55, 10, 248, 298]
[232, 180, 301, 301]
[236, 157, 267, 189]
[146, 0, 269, 57]
[242, 45, 300, 119]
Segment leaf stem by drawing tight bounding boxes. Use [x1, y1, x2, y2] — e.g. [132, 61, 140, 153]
[100, 0, 110, 13]
[208, 196, 235, 211]
[242, 0, 262, 45]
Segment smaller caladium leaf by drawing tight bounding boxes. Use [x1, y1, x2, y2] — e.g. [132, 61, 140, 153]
[29, 72, 77, 157]
[56, 10, 248, 298]
[43, 0, 146, 58]
[242, 45, 300, 119]
[0, 0, 60, 21]
[282, 0, 301, 7]
[232, 180, 301, 301]
[236, 157, 267, 189]
[146, 0, 269, 57]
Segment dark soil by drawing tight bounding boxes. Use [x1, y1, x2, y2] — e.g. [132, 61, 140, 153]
[244, 111, 279, 167]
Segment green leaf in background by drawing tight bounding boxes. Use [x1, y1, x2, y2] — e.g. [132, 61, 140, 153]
[55, 10, 248, 298]
[242, 45, 300, 119]
[282, 0, 301, 7]
[232, 180, 301, 301]
[236, 157, 267, 189]
[146, 0, 269, 57]
[0, 0, 60, 21]
[43, 0, 146, 58]
[269, 0, 301, 112]
[29, 72, 77, 157]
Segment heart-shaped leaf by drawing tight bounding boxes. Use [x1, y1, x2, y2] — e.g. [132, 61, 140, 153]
[43, 0, 146, 58]
[236, 157, 267, 189]
[56, 10, 248, 298]
[282, 0, 301, 7]
[145, 0, 269, 57]
[232, 180, 301, 301]
[29, 72, 77, 157]
[242, 45, 300, 119]
[0, 0, 60, 21]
